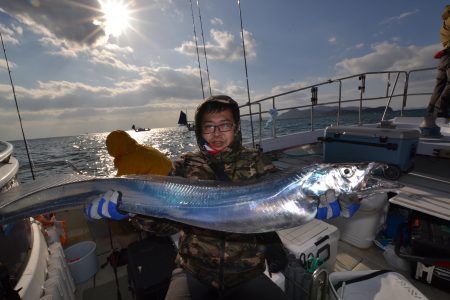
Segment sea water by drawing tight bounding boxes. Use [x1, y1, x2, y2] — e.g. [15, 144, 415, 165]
[10, 127, 198, 183]
[9, 109, 426, 184]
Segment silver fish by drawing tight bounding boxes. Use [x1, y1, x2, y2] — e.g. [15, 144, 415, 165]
[0, 162, 399, 233]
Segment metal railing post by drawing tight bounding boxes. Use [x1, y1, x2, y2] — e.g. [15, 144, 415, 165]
[358, 74, 366, 126]
[271, 97, 277, 138]
[310, 86, 318, 131]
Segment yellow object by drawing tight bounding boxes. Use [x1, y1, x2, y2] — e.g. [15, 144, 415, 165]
[106, 130, 172, 176]
[440, 5, 450, 48]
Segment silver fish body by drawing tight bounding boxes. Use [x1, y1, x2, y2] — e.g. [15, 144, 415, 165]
[0, 162, 396, 233]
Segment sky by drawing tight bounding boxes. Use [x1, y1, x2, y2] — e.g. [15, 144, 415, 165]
[0, 0, 447, 140]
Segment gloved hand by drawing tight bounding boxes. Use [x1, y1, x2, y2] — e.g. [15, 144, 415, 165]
[85, 190, 128, 220]
[315, 189, 340, 220]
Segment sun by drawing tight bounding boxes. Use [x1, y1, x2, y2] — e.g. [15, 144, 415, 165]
[99, 0, 131, 38]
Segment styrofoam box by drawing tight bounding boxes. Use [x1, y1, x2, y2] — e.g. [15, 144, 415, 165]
[277, 219, 339, 273]
[326, 193, 389, 249]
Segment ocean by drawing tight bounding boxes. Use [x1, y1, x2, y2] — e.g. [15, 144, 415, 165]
[10, 108, 426, 184]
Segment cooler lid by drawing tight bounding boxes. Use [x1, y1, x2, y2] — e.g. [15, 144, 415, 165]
[277, 219, 336, 247]
[324, 126, 420, 139]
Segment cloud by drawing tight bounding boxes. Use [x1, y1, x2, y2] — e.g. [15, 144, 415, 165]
[175, 29, 256, 62]
[0, 65, 205, 114]
[380, 9, 419, 26]
[328, 36, 337, 44]
[335, 42, 439, 75]
[211, 17, 223, 26]
[0, 23, 21, 45]
[0, 0, 106, 46]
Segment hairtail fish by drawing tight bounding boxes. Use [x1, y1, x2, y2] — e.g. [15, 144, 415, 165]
[0, 162, 400, 233]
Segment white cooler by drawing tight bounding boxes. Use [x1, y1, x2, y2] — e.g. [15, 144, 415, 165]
[277, 219, 339, 273]
[326, 193, 389, 249]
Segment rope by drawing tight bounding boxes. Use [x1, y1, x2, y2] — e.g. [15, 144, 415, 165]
[188, 0, 205, 100]
[196, 0, 212, 97]
[0, 32, 35, 180]
[237, 0, 256, 147]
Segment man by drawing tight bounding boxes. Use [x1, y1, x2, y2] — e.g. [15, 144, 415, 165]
[165, 95, 286, 299]
[427, 5, 450, 118]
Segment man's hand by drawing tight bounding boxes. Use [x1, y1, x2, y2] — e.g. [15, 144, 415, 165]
[85, 190, 128, 220]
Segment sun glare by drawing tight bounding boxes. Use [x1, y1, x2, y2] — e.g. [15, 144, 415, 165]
[100, 0, 131, 37]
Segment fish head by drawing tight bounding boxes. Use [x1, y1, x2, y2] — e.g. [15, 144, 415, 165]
[300, 162, 401, 198]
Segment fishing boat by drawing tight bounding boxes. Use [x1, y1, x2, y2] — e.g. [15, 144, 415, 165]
[0, 1, 449, 298]
[0, 141, 37, 300]
[131, 124, 150, 132]
[1, 67, 449, 300]
[178, 110, 195, 131]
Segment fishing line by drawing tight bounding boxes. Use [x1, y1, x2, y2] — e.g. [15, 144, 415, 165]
[237, 0, 256, 147]
[188, 0, 205, 100]
[196, 0, 212, 96]
[0, 32, 36, 180]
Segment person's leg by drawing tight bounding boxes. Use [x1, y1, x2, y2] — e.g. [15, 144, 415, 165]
[165, 268, 192, 300]
[221, 274, 287, 300]
[428, 58, 448, 114]
[435, 58, 450, 118]
[165, 268, 219, 300]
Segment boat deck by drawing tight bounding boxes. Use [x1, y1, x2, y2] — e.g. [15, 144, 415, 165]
[269, 142, 450, 300]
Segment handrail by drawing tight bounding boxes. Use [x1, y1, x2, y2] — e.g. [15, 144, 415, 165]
[0, 141, 14, 163]
[239, 67, 436, 147]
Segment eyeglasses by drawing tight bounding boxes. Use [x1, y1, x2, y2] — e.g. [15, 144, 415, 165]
[202, 122, 234, 134]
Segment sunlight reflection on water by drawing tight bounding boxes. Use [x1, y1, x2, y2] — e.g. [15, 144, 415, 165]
[11, 127, 197, 183]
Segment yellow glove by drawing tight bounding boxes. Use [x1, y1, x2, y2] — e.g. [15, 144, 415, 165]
[106, 130, 172, 176]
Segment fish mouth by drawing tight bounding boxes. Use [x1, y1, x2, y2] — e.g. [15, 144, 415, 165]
[360, 162, 403, 194]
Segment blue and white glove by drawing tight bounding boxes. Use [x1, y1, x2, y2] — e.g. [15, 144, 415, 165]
[85, 190, 129, 220]
[316, 189, 340, 220]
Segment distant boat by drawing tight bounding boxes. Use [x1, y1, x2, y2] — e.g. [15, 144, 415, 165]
[132, 124, 150, 132]
[178, 111, 195, 131]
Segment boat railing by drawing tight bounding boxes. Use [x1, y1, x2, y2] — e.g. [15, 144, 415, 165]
[0, 141, 14, 163]
[239, 67, 436, 147]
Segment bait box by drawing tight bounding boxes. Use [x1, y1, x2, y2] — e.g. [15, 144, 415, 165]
[322, 126, 419, 172]
[277, 219, 339, 273]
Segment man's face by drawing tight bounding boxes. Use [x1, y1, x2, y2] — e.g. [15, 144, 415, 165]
[201, 109, 236, 152]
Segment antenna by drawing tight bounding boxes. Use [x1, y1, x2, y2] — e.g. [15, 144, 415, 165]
[237, 0, 255, 147]
[0, 32, 35, 179]
[188, 0, 205, 100]
[196, 0, 212, 96]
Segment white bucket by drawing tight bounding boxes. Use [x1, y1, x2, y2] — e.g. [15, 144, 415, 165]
[64, 241, 98, 284]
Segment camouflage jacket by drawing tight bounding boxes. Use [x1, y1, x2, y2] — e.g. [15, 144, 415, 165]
[172, 147, 275, 289]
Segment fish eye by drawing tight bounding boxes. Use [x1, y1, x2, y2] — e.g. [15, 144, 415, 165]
[340, 167, 354, 178]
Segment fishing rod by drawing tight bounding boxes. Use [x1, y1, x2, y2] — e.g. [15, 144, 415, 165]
[237, 0, 255, 147]
[196, 0, 212, 96]
[188, 0, 205, 100]
[0, 32, 35, 180]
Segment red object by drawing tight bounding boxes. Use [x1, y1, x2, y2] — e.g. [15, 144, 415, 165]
[434, 49, 446, 59]
[67, 257, 81, 263]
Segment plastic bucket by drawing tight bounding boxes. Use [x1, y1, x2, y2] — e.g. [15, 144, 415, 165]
[64, 241, 98, 284]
